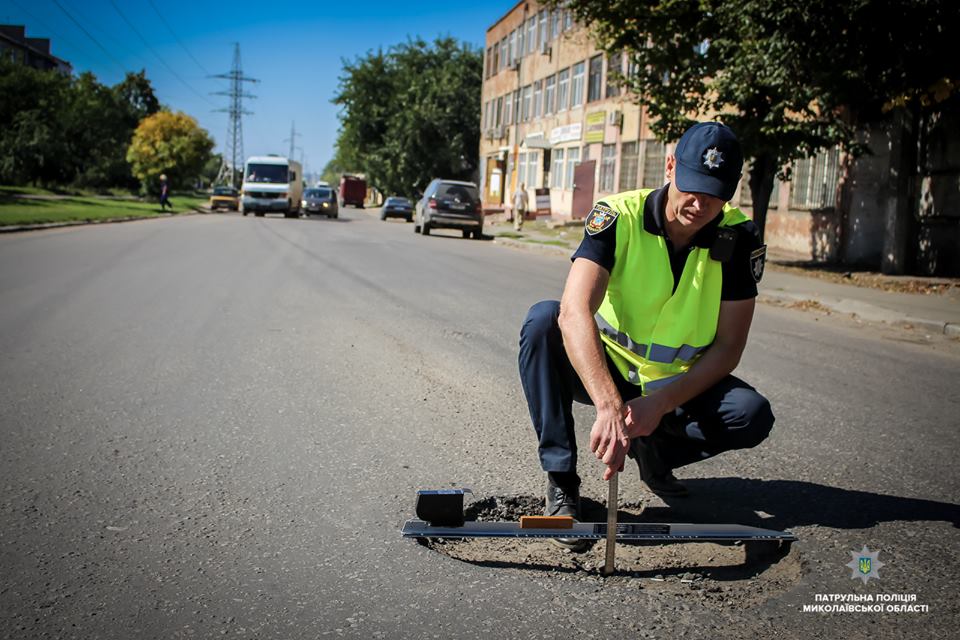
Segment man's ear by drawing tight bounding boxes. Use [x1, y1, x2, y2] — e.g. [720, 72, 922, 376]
[665, 153, 676, 182]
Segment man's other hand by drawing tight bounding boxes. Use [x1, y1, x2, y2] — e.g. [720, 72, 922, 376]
[589, 406, 630, 481]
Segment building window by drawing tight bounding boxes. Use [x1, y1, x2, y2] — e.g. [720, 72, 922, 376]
[565, 147, 580, 190]
[626, 55, 640, 82]
[551, 148, 565, 188]
[521, 85, 531, 121]
[532, 80, 543, 119]
[790, 147, 840, 209]
[564, 9, 574, 31]
[552, 9, 562, 40]
[599, 144, 616, 192]
[500, 37, 508, 71]
[492, 45, 499, 75]
[570, 61, 585, 108]
[544, 74, 556, 115]
[606, 52, 622, 98]
[495, 96, 503, 127]
[557, 68, 570, 112]
[526, 17, 537, 55]
[484, 101, 491, 130]
[619, 141, 639, 192]
[504, 91, 513, 126]
[527, 152, 539, 188]
[485, 47, 492, 78]
[642, 140, 666, 188]
[513, 90, 521, 125]
[538, 10, 548, 51]
[518, 152, 527, 187]
[587, 55, 603, 102]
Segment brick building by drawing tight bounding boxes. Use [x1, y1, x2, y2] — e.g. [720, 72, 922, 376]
[0, 25, 72, 75]
[479, 3, 959, 275]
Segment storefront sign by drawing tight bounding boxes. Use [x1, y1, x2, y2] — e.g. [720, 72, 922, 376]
[535, 188, 551, 215]
[549, 123, 582, 146]
[584, 111, 606, 143]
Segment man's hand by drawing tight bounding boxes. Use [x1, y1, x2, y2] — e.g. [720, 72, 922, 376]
[589, 405, 629, 481]
[624, 394, 670, 439]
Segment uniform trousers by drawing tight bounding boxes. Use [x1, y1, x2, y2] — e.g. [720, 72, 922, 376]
[518, 300, 775, 474]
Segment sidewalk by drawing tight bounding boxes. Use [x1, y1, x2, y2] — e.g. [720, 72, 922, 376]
[488, 220, 960, 338]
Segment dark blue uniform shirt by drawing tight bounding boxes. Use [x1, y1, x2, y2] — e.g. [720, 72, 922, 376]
[571, 185, 763, 300]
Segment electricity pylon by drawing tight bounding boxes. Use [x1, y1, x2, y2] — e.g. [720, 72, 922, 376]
[283, 121, 301, 162]
[212, 44, 258, 187]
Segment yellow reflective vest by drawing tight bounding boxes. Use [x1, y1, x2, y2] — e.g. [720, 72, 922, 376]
[594, 189, 749, 395]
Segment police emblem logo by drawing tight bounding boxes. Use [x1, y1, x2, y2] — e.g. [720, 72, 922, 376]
[845, 546, 885, 584]
[750, 245, 767, 283]
[585, 203, 617, 236]
[703, 147, 724, 169]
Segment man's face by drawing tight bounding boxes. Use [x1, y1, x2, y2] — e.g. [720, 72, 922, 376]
[664, 154, 726, 229]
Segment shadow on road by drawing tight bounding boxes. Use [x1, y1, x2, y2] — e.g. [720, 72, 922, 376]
[642, 477, 960, 531]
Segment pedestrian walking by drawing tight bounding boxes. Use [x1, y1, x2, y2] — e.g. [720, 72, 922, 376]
[159, 174, 173, 211]
[518, 122, 771, 550]
[513, 183, 529, 231]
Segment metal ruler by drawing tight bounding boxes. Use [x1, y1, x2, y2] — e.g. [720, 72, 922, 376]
[402, 519, 796, 542]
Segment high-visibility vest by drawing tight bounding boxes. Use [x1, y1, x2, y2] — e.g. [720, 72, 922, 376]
[595, 189, 749, 395]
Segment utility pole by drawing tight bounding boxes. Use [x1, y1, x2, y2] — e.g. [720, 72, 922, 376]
[211, 44, 259, 188]
[283, 121, 301, 161]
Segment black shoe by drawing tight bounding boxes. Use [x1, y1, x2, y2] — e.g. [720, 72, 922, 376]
[629, 438, 689, 498]
[545, 474, 589, 552]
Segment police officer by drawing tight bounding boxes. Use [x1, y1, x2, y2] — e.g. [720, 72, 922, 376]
[518, 122, 772, 549]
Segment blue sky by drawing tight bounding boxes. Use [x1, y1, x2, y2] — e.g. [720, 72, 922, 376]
[1, 0, 518, 176]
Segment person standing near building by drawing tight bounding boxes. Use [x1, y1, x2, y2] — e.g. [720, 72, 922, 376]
[518, 122, 772, 550]
[513, 183, 529, 231]
[159, 174, 173, 212]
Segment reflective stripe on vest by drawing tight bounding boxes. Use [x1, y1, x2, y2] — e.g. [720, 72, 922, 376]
[596, 314, 705, 363]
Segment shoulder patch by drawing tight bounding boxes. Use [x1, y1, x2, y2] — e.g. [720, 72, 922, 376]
[585, 202, 618, 236]
[750, 245, 767, 283]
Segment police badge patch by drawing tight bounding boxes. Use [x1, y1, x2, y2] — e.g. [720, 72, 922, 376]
[585, 203, 617, 235]
[750, 245, 767, 283]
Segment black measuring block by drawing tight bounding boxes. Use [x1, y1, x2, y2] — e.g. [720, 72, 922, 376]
[414, 489, 471, 527]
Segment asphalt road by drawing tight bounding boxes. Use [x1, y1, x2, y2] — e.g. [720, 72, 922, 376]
[1, 208, 958, 639]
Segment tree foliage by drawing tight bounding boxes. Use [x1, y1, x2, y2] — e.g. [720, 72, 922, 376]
[332, 37, 482, 197]
[0, 59, 162, 188]
[126, 111, 214, 191]
[561, 0, 957, 239]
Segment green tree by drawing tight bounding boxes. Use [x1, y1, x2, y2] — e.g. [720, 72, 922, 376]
[332, 37, 482, 197]
[126, 111, 214, 191]
[0, 60, 162, 189]
[561, 0, 957, 245]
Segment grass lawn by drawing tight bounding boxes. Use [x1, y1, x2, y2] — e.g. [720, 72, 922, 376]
[0, 189, 206, 226]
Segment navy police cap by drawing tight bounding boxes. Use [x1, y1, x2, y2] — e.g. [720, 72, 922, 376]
[674, 122, 743, 201]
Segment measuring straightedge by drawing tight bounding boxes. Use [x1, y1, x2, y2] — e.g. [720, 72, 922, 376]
[401, 519, 797, 543]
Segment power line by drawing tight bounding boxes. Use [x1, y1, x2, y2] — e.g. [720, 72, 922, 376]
[9, 0, 90, 65]
[145, 0, 210, 76]
[106, 0, 215, 107]
[50, 0, 128, 74]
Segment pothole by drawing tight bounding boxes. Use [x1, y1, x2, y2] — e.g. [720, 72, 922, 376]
[421, 495, 806, 605]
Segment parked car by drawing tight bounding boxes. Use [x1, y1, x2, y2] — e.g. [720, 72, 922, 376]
[209, 185, 239, 211]
[380, 196, 413, 222]
[301, 187, 339, 218]
[414, 179, 483, 239]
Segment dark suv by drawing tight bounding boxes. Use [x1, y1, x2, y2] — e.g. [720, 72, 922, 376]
[414, 179, 483, 239]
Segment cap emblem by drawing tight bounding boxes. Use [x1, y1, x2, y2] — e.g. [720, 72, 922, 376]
[703, 147, 724, 170]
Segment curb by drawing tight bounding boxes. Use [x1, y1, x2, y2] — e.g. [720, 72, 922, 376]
[0, 207, 207, 233]
[759, 291, 960, 337]
[492, 237, 959, 338]
[492, 236, 573, 257]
